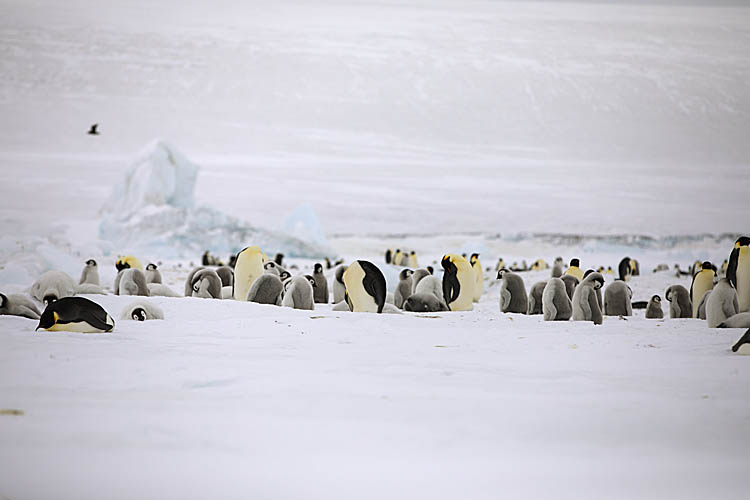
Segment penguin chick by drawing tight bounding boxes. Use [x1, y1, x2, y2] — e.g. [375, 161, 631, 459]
[665, 284, 692, 319]
[603, 281, 632, 317]
[0, 293, 41, 320]
[79, 259, 100, 285]
[497, 269, 527, 314]
[120, 301, 164, 321]
[572, 272, 604, 325]
[31, 271, 76, 305]
[115, 268, 150, 296]
[394, 269, 414, 309]
[312, 263, 329, 304]
[528, 281, 547, 315]
[145, 263, 162, 284]
[645, 295, 664, 319]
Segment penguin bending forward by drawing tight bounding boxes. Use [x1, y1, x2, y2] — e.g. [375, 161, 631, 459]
[727, 236, 750, 312]
[36, 297, 114, 333]
[343, 261, 386, 313]
[441, 254, 474, 311]
[233, 246, 264, 301]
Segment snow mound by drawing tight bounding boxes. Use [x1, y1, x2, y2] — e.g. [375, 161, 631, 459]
[99, 141, 333, 259]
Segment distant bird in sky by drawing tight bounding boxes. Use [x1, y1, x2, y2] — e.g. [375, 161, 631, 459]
[88, 124, 99, 135]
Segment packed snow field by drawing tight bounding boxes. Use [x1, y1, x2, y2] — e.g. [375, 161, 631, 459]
[2, 0, 750, 498]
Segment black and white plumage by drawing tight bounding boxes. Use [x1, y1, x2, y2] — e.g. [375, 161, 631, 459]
[190, 268, 222, 299]
[31, 270, 76, 305]
[0, 293, 41, 320]
[36, 297, 113, 333]
[572, 272, 604, 325]
[120, 301, 164, 321]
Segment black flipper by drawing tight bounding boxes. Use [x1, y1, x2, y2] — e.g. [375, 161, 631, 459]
[359, 260, 386, 313]
[77, 303, 114, 332]
[731, 329, 750, 353]
[727, 247, 739, 288]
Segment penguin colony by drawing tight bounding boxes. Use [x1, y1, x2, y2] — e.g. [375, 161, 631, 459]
[2, 236, 749, 354]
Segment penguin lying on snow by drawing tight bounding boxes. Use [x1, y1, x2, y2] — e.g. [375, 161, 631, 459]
[121, 301, 164, 321]
[31, 271, 76, 305]
[1, 293, 41, 320]
[403, 293, 449, 312]
[281, 275, 315, 310]
[36, 297, 114, 333]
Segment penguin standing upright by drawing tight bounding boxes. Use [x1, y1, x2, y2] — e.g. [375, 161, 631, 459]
[727, 236, 750, 312]
[392, 249, 404, 267]
[36, 297, 114, 333]
[690, 261, 716, 317]
[333, 264, 348, 304]
[312, 263, 329, 303]
[470, 253, 483, 303]
[145, 263, 162, 284]
[385, 249, 392, 265]
[565, 259, 584, 282]
[441, 254, 474, 311]
[618, 257, 633, 281]
[394, 269, 414, 309]
[233, 246, 264, 301]
[342, 261, 386, 313]
[79, 259, 100, 286]
[408, 251, 418, 268]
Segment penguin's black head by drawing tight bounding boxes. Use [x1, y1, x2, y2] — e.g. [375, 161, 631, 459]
[735, 236, 750, 247]
[0, 293, 7, 309]
[461, 253, 467, 258]
[274, 253, 284, 265]
[396, 249, 401, 253]
[584, 269, 595, 278]
[314, 263, 323, 273]
[115, 260, 130, 271]
[43, 294, 57, 306]
[305, 275, 317, 288]
[36, 304, 58, 331]
[426, 266, 434, 275]
[496, 268, 508, 280]
[471, 253, 479, 259]
[441, 256, 457, 276]
[86, 259, 97, 267]
[132, 308, 147, 321]
[651, 295, 661, 303]
[570, 258, 580, 267]
[665, 287, 673, 301]
[146, 263, 157, 271]
[399, 269, 413, 280]
[701, 261, 713, 271]
[410, 251, 416, 255]
[591, 275, 604, 290]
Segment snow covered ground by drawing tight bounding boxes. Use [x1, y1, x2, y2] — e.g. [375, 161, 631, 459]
[1, 0, 749, 498]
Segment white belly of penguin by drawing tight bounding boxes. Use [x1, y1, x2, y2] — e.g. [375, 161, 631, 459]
[737, 249, 750, 312]
[48, 315, 113, 333]
[692, 272, 714, 316]
[452, 270, 474, 311]
[345, 264, 378, 313]
[737, 343, 750, 355]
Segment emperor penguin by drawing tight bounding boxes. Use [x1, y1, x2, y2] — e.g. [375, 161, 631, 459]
[531, 259, 548, 271]
[603, 281, 632, 317]
[281, 275, 315, 310]
[115, 268, 150, 296]
[572, 272, 604, 325]
[392, 249, 404, 267]
[706, 278, 739, 328]
[31, 271, 76, 305]
[630, 259, 640, 276]
[441, 254, 474, 312]
[542, 277, 572, 321]
[732, 329, 750, 354]
[79, 259, 100, 285]
[565, 259, 584, 282]
[727, 236, 750, 312]
[411, 269, 431, 294]
[343, 260, 386, 313]
[191, 268, 222, 299]
[385, 249, 392, 264]
[470, 253, 483, 303]
[414, 275, 446, 304]
[312, 263, 329, 303]
[690, 261, 716, 317]
[115, 256, 143, 272]
[497, 269, 527, 314]
[618, 257, 633, 281]
[120, 301, 164, 321]
[403, 293, 449, 312]
[147, 283, 181, 297]
[36, 297, 114, 333]
[551, 261, 563, 278]
[247, 274, 284, 305]
[696, 290, 711, 320]
[495, 258, 505, 272]
[333, 264, 348, 304]
[233, 246, 264, 301]
[0, 293, 41, 320]
[645, 295, 664, 319]
[145, 263, 162, 284]
[407, 251, 417, 268]
[665, 285, 692, 319]
[184, 267, 205, 296]
[528, 281, 547, 315]
[393, 268, 413, 309]
[560, 274, 579, 300]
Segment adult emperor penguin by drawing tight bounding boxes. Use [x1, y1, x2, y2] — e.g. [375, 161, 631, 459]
[115, 268, 150, 296]
[281, 275, 315, 310]
[0, 293, 41, 320]
[394, 268, 414, 309]
[31, 271, 76, 304]
[233, 246, 264, 301]
[392, 249, 404, 267]
[79, 259, 100, 286]
[115, 256, 143, 271]
[542, 277, 572, 321]
[470, 253, 483, 303]
[407, 251, 418, 268]
[441, 254, 474, 312]
[690, 261, 716, 317]
[145, 263, 162, 284]
[727, 236, 750, 312]
[618, 257, 633, 281]
[36, 297, 114, 333]
[565, 259, 584, 282]
[411, 269, 431, 294]
[528, 281, 547, 315]
[343, 260, 386, 313]
[603, 281, 632, 317]
[120, 301, 164, 321]
[645, 295, 664, 319]
[497, 269, 527, 314]
[572, 272, 604, 325]
[706, 278, 739, 328]
[732, 329, 750, 355]
[312, 263, 329, 303]
[665, 285, 692, 319]
[333, 264, 348, 304]
[385, 249, 393, 264]
[247, 274, 284, 304]
[191, 268, 222, 299]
